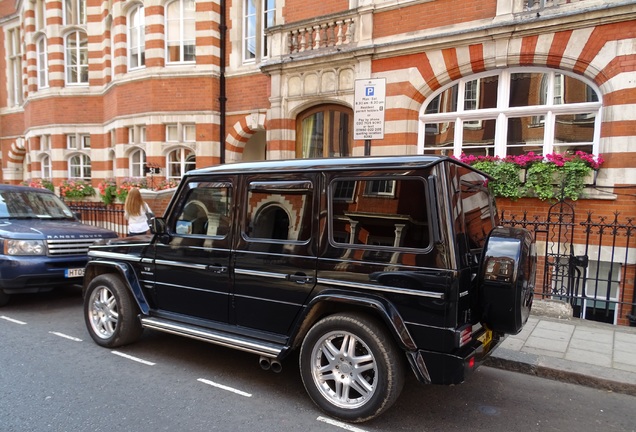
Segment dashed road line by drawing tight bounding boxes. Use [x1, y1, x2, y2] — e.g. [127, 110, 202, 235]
[316, 416, 368, 432]
[197, 378, 252, 397]
[49, 331, 82, 342]
[1, 316, 27, 325]
[111, 350, 156, 366]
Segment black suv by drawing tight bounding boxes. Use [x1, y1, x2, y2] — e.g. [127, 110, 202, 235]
[83, 156, 535, 422]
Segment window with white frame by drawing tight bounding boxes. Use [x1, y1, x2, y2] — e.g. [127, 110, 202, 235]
[41, 155, 52, 179]
[165, 0, 196, 63]
[420, 68, 602, 158]
[128, 5, 145, 69]
[166, 124, 195, 142]
[243, 0, 275, 63]
[67, 133, 91, 149]
[167, 148, 195, 179]
[129, 148, 147, 177]
[40, 135, 50, 151]
[64, 0, 86, 25]
[36, 36, 49, 89]
[68, 154, 91, 179]
[35, 0, 47, 31]
[65, 31, 88, 84]
[7, 27, 23, 106]
[128, 125, 146, 144]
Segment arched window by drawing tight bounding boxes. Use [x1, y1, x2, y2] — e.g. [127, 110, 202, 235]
[128, 5, 145, 69]
[129, 148, 146, 177]
[68, 154, 91, 179]
[296, 104, 353, 158]
[167, 148, 195, 179]
[419, 68, 602, 157]
[65, 31, 88, 85]
[36, 36, 48, 89]
[165, 0, 196, 63]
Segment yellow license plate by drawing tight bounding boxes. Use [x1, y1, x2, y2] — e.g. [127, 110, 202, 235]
[478, 329, 493, 347]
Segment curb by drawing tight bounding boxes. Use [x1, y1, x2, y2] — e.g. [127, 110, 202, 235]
[485, 346, 636, 397]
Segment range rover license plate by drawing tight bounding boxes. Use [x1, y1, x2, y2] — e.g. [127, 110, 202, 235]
[66, 268, 85, 278]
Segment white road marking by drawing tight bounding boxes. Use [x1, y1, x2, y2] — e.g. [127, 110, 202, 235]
[111, 350, 156, 366]
[49, 331, 82, 342]
[0, 316, 27, 325]
[316, 416, 368, 432]
[197, 378, 252, 397]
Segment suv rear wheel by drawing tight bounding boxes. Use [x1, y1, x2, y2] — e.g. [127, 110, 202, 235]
[299, 312, 405, 423]
[84, 273, 143, 347]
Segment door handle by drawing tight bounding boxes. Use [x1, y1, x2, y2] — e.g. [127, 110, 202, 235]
[286, 273, 313, 284]
[208, 265, 228, 274]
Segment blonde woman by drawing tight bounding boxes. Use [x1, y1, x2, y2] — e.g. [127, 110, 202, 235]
[124, 187, 153, 236]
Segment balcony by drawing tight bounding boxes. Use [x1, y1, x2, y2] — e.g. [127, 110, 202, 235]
[266, 10, 369, 62]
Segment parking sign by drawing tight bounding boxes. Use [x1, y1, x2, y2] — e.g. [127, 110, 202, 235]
[354, 78, 386, 140]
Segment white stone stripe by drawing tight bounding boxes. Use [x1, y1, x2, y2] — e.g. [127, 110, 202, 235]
[603, 104, 636, 122]
[386, 94, 421, 110]
[455, 45, 473, 77]
[600, 136, 636, 153]
[426, 50, 451, 86]
[561, 27, 594, 70]
[600, 71, 636, 94]
[535, 33, 555, 61]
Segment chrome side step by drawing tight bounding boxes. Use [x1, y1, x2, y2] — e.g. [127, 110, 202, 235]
[140, 316, 285, 358]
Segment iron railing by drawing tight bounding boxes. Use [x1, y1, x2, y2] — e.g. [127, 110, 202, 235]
[502, 206, 636, 326]
[66, 201, 127, 238]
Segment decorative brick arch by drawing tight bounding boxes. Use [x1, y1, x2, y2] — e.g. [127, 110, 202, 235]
[225, 112, 267, 162]
[6, 138, 26, 182]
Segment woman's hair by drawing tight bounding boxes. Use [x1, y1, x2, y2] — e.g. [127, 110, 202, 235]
[125, 187, 144, 216]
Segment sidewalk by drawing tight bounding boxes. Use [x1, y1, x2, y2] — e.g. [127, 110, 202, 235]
[485, 300, 636, 396]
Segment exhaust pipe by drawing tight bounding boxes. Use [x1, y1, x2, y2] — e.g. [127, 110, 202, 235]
[270, 360, 282, 373]
[259, 356, 271, 371]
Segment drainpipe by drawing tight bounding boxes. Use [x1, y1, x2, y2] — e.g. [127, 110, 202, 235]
[219, 0, 227, 164]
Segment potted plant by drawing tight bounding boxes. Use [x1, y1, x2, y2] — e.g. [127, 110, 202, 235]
[97, 178, 118, 205]
[59, 179, 96, 201]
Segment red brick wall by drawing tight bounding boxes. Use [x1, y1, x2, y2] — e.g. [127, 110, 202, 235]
[283, 0, 349, 23]
[374, 0, 497, 38]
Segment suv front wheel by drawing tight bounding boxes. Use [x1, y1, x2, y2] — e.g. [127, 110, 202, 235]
[84, 273, 143, 347]
[299, 312, 405, 423]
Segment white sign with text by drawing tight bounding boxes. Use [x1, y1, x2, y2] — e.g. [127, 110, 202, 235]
[354, 78, 386, 140]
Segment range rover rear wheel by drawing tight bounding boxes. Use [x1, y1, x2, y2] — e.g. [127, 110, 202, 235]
[84, 273, 142, 347]
[0, 290, 9, 307]
[299, 313, 405, 423]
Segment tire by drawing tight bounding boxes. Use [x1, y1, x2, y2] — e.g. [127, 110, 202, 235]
[84, 273, 143, 348]
[299, 312, 405, 423]
[0, 290, 9, 307]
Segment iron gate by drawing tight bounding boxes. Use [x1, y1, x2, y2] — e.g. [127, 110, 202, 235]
[501, 200, 636, 326]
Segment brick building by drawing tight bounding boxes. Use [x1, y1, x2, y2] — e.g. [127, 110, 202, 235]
[1, 0, 635, 324]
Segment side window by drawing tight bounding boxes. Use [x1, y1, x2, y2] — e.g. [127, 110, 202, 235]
[329, 177, 431, 259]
[244, 180, 313, 252]
[174, 182, 231, 236]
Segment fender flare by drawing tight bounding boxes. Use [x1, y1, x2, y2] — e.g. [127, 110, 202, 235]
[84, 260, 151, 315]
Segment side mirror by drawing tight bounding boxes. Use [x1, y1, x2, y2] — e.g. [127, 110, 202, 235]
[150, 217, 167, 235]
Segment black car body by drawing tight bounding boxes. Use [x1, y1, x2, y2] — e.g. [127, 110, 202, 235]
[0, 184, 119, 306]
[83, 155, 536, 422]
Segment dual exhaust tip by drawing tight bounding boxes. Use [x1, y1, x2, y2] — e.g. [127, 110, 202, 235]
[259, 356, 282, 373]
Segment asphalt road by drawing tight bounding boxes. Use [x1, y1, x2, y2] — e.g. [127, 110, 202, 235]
[1, 288, 635, 432]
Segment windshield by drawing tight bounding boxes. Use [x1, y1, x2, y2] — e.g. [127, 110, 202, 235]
[0, 189, 76, 219]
